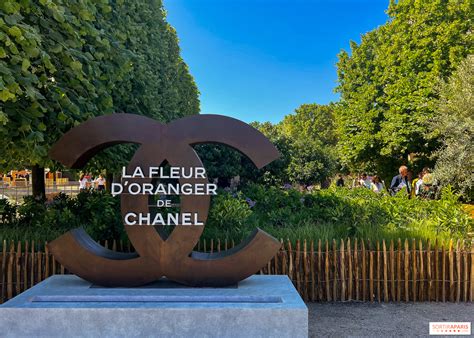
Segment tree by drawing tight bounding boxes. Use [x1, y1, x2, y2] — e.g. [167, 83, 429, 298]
[0, 0, 199, 198]
[335, 0, 472, 178]
[280, 103, 337, 147]
[195, 144, 243, 187]
[286, 138, 337, 187]
[280, 103, 338, 186]
[430, 55, 473, 201]
[241, 121, 291, 185]
[239, 104, 338, 187]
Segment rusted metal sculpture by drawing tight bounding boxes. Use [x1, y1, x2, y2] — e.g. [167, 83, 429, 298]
[48, 114, 281, 287]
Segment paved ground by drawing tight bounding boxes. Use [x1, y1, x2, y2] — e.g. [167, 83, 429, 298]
[308, 302, 473, 337]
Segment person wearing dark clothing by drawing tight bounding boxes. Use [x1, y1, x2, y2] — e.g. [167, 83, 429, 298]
[389, 165, 411, 197]
[336, 174, 344, 187]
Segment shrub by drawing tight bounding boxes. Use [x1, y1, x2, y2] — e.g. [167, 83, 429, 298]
[201, 183, 472, 243]
[206, 192, 252, 232]
[0, 184, 471, 244]
[1, 191, 122, 241]
[0, 198, 16, 225]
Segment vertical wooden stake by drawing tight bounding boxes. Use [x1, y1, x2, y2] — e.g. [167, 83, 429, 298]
[52, 253, 56, 276]
[397, 239, 401, 302]
[1, 240, 6, 303]
[383, 240, 388, 302]
[354, 238, 359, 301]
[333, 239, 338, 301]
[369, 240, 374, 302]
[419, 240, 424, 301]
[295, 240, 301, 294]
[340, 239, 346, 301]
[310, 240, 315, 301]
[274, 241, 279, 275]
[362, 239, 366, 301]
[15, 241, 21, 296]
[44, 242, 50, 279]
[318, 239, 322, 301]
[462, 240, 467, 302]
[435, 239, 439, 302]
[7, 241, 14, 300]
[303, 239, 309, 300]
[281, 240, 287, 276]
[30, 240, 35, 288]
[376, 241, 381, 302]
[288, 240, 294, 283]
[456, 239, 461, 302]
[37, 250, 42, 283]
[23, 241, 29, 292]
[412, 239, 417, 302]
[390, 240, 395, 301]
[449, 239, 454, 302]
[347, 238, 352, 301]
[325, 240, 330, 301]
[470, 242, 474, 302]
[404, 239, 409, 302]
[427, 240, 432, 301]
[442, 241, 446, 302]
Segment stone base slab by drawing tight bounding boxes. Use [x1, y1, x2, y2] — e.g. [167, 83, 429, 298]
[0, 275, 307, 338]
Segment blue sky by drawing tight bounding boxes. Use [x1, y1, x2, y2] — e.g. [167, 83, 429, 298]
[165, 0, 389, 123]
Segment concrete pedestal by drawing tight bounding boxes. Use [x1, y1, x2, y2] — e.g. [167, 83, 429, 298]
[0, 275, 307, 338]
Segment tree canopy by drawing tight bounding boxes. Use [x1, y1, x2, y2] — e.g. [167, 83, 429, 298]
[430, 55, 473, 201]
[0, 0, 199, 175]
[335, 0, 472, 176]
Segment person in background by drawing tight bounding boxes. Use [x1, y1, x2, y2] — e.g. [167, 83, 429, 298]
[359, 173, 371, 189]
[336, 174, 345, 187]
[371, 175, 384, 193]
[419, 172, 436, 199]
[412, 171, 422, 197]
[414, 167, 430, 197]
[389, 165, 411, 197]
[95, 174, 106, 191]
[79, 174, 88, 191]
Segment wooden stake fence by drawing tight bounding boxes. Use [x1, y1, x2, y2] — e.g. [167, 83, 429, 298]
[0, 238, 473, 303]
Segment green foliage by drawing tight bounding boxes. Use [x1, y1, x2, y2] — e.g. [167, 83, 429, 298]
[280, 103, 339, 186]
[0, 198, 16, 224]
[335, 0, 472, 175]
[195, 103, 339, 187]
[202, 184, 472, 243]
[0, 0, 199, 172]
[206, 191, 252, 231]
[0, 185, 471, 244]
[1, 191, 122, 241]
[286, 138, 337, 186]
[281, 103, 337, 146]
[195, 144, 243, 185]
[430, 55, 473, 201]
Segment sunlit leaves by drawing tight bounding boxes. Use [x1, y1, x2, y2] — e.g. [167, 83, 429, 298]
[335, 0, 471, 176]
[0, 0, 199, 172]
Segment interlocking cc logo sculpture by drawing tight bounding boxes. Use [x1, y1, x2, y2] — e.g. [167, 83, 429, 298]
[48, 114, 281, 287]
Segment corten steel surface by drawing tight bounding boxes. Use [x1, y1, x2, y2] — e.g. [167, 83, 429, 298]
[48, 114, 281, 287]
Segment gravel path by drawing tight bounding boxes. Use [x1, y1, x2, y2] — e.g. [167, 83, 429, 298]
[308, 302, 473, 337]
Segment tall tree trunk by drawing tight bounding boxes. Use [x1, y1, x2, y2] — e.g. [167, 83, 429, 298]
[32, 164, 46, 200]
[106, 172, 114, 192]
